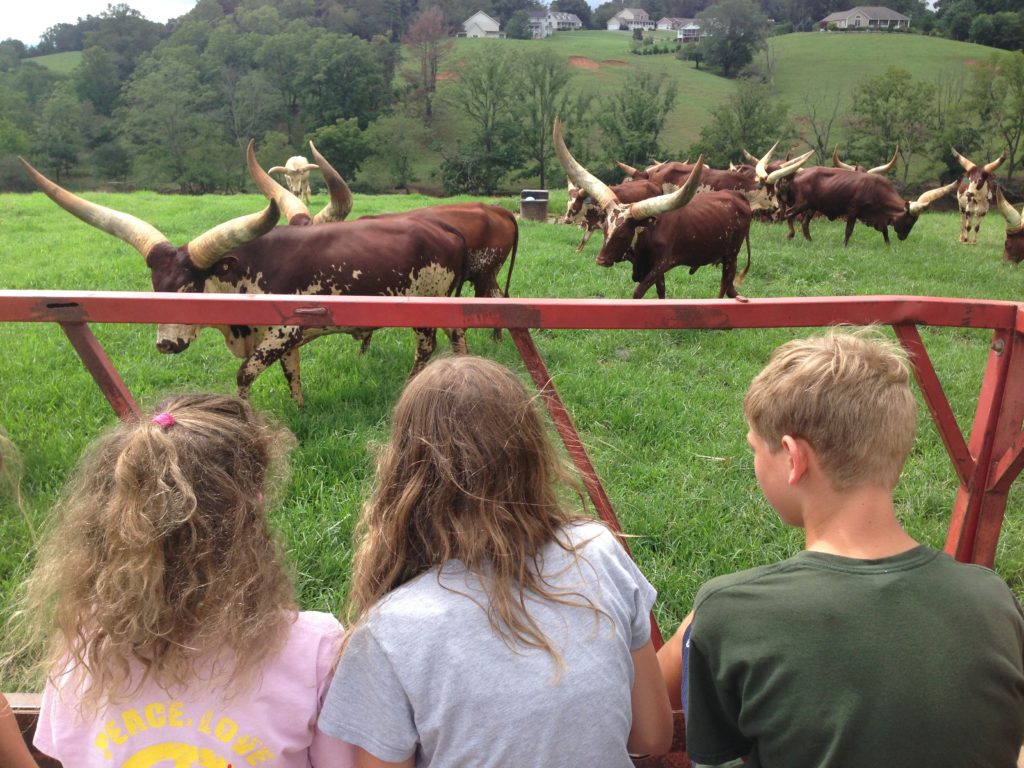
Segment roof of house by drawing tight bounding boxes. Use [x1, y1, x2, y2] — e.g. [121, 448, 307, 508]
[659, 17, 695, 24]
[550, 12, 582, 22]
[820, 6, 911, 22]
[463, 10, 500, 26]
[612, 8, 651, 19]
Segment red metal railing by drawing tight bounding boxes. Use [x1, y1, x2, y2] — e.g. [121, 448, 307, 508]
[2, 290, 1023, 599]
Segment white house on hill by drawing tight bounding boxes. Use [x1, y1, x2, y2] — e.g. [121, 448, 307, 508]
[607, 8, 655, 31]
[819, 6, 910, 29]
[463, 10, 501, 38]
[528, 10, 583, 38]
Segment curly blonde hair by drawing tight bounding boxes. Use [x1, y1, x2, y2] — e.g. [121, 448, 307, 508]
[7, 394, 298, 712]
[347, 355, 599, 660]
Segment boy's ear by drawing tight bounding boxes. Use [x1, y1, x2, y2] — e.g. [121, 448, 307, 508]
[781, 435, 810, 485]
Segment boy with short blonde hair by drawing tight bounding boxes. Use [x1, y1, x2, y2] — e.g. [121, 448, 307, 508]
[659, 329, 1024, 768]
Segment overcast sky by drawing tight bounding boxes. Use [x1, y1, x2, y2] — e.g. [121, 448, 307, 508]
[5, 0, 199, 46]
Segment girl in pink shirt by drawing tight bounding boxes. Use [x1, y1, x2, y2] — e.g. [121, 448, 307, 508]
[6, 395, 354, 768]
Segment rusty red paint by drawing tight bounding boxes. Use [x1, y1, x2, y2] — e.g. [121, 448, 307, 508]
[59, 322, 140, 421]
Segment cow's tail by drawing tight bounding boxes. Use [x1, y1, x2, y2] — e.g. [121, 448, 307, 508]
[735, 232, 752, 288]
[495, 213, 519, 342]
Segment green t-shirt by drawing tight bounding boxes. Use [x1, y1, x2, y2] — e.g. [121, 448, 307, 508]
[686, 545, 1024, 768]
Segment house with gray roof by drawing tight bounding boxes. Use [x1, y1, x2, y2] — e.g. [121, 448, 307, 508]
[819, 6, 911, 30]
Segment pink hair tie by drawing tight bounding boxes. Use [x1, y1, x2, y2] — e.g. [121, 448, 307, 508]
[151, 412, 175, 431]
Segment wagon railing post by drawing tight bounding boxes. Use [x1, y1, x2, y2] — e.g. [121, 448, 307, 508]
[59, 321, 140, 422]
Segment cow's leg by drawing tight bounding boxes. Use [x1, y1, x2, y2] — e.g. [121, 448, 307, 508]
[972, 213, 983, 244]
[477, 279, 505, 342]
[786, 215, 796, 239]
[843, 217, 856, 247]
[655, 275, 667, 299]
[881, 225, 890, 246]
[444, 327, 469, 354]
[801, 212, 813, 241]
[632, 269, 665, 300]
[279, 347, 303, 406]
[719, 257, 746, 301]
[575, 229, 593, 253]
[960, 211, 971, 243]
[410, 328, 438, 377]
[352, 329, 373, 354]
[237, 328, 304, 401]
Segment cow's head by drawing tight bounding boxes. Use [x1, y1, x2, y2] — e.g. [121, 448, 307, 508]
[252, 140, 352, 225]
[832, 144, 899, 174]
[554, 118, 705, 268]
[995, 188, 1024, 264]
[952, 148, 1005, 201]
[564, 180, 590, 226]
[754, 143, 815, 209]
[268, 156, 318, 199]
[19, 158, 279, 353]
[892, 180, 960, 240]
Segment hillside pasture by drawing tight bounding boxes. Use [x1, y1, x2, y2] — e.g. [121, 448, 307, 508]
[1, 187, 1023, 688]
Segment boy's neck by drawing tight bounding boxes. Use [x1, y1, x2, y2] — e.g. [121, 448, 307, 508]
[800, 484, 919, 560]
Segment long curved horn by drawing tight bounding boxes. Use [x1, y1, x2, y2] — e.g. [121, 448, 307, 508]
[268, 165, 288, 175]
[19, 157, 169, 259]
[187, 200, 280, 269]
[908, 180, 958, 216]
[755, 141, 780, 181]
[309, 141, 353, 224]
[995, 188, 1023, 232]
[832, 145, 856, 171]
[297, 162, 319, 173]
[554, 118, 618, 210]
[766, 149, 815, 184]
[629, 157, 705, 220]
[246, 140, 310, 224]
[742, 148, 759, 164]
[868, 144, 899, 175]
[616, 161, 639, 178]
[983, 151, 1006, 175]
[951, 148, 975, 174]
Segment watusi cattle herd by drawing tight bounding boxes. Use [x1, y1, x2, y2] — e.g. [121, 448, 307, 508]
[17, 120, 1023, 401]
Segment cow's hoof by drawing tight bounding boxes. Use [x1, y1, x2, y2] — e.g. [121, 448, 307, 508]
[733, 294, 749, 303]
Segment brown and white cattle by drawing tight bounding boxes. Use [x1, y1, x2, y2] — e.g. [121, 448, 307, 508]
[268, 155, 320, 203]
[771, 166, 957, 246]
[20, 158, 468, 405]
[554, 119, 752, 301]
[831, 144, 899, 175]
[564, 178, 663, 252]
[994, 188, 1024, 264]
[952, 148, 1005, 244]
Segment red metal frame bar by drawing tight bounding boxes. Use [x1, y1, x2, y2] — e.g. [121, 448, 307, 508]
[3, 291, 1023, 576]
[59, 322, 140, 421]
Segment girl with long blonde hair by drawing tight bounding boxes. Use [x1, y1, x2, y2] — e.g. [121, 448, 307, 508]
[8, 394, 354, 767]
[319, 355, 672, 767]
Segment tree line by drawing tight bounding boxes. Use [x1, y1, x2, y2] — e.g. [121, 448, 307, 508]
[0, 1, 1022, 196]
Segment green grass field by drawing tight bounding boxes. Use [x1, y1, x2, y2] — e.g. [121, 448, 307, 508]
[2, 187, 1023, 689]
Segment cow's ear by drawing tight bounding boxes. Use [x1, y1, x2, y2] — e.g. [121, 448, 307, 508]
[213, 256, 239, 276]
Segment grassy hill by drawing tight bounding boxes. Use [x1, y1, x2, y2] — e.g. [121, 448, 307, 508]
[23, 50, 82, 74]
[431, 31, 1005, 169]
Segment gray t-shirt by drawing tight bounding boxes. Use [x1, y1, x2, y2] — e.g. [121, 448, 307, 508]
[319, 520, 657, 767]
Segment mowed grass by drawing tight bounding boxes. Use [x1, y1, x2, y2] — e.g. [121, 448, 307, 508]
[1, 187, 1023, 689]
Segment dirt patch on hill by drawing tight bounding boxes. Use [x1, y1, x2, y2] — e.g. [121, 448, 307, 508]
[437, 71, 458, 81]
[602, 59, 629, 67]
[568, 56, 599, 70]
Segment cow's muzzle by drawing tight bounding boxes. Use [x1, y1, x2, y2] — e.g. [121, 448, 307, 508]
[156, 338, 190, 354]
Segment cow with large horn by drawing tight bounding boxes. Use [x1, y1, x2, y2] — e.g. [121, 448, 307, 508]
[268, 155, 320, 203]
[952, 148, 1005, 244]
[564, 178, 664, 253]
[831, 144, 900, 175]
[994, 188, 1024, 264]
[770, 165, 958, 246]
[20, 157, 469, 405]
[554, 119, 752, 300]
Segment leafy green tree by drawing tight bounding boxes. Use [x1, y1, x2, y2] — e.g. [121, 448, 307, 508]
[295, 32, 394, 129]
[697, 0, 769, 78]
[519, 50, 573, 188]
[74, 46, 122, 117]
[598, 71, 678, 168]
[364, 114, 429, 190]
[83, 4, 166, 81]
[506, 11, 533, 39]
[796, 90, 842, 165]
[32, 81, 92, 180]
[690, 79, 791, 167]
[309, 117, 371, 181]
[967, 52, 1024, 179]
[846, 66, 935, 185]
[591, 2, 622, 29]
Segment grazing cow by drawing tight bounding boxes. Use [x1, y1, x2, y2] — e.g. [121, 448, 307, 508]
[564, 178, 663, 252]
[952, 148, 1005, 244]
[554, 120, 752, 301]
[268, 155, 320, 203]
[20, 158, 468, 405]
[994, 188, 1024, 264]
[258, 142, 353, 226]
[832, 144, 899, 175]
[771, 166, 957, 246]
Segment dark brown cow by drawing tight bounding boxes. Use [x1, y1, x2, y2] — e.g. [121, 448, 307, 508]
[564, 178, 663, 252]
[20, 158, 468, 405]
[772, 166, 957, 246]
[994, 188, 1024, 264]
[952, 148, 1005, 244]
[831, 144, 899, 175]
[555, 120, 752, 301]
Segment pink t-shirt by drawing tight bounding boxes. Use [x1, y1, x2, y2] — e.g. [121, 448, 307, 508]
[34, 610, 356, 768]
